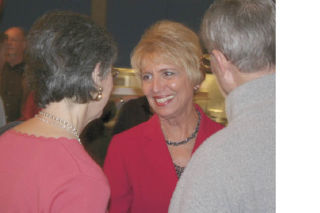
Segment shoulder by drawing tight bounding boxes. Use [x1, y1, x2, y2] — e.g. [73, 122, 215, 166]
[47, 173, 109, 213]
[0, 130, 108, 185]
[106, 114, 161, 161]
[190, 120, 274, 178]
[4, 131, 104, 178]
[189, 126, 237, 175]
[43, 141, 108, 184]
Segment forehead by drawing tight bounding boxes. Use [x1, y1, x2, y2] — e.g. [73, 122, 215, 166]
[141, 58, 183, 73]
[141, 53, 179, 71]
[5, 28, 25, 40]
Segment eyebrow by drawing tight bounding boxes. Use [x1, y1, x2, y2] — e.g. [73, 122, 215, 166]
[141, 66, 177, 73]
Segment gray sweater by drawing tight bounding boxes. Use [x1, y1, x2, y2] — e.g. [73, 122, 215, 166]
[169, 73, 275, 213]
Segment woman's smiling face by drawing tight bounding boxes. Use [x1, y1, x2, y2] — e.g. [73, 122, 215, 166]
[141, 60, 195, 119]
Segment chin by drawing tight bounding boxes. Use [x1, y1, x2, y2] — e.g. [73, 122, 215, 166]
[153, 107, 175, 119]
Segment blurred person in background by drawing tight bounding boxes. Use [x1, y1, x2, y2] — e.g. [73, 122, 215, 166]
[0, 26, 27, 122]
[103, 20, 224, 213]
[111, 95, 153, 136]
[169, 0, 275, 212]
[0, 10, 117, 212]
[5, 27, 26, 67]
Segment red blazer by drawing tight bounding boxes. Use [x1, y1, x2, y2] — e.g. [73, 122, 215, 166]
[103, 105, 224, 213]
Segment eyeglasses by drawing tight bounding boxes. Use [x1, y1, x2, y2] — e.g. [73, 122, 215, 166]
[111, 69, 120, 78]
[200, 54, 211, 73]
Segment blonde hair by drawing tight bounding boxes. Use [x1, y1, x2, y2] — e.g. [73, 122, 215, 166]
[131, 20, 204, 86]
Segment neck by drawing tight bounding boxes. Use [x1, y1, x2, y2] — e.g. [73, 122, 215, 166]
[36, 111, 81, 144]
[160, 106, 199, 143]
[165, 109, 201, 146]
[232, 66, 275, 93]
[43, 100, 87, 133]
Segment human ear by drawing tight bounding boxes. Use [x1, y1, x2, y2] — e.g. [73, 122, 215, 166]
[211, 50, 235, 85]
[91, 62, 102, 86]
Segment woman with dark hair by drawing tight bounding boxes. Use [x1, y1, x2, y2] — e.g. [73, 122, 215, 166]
[0, 11, 117, 212]
[103, 20, 224, 213]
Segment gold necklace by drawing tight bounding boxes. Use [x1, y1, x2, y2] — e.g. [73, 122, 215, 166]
[35, 111, 82, 145]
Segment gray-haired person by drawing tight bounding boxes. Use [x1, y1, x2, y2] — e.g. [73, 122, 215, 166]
[0, 11, 117, 212]
[169, 0, 275, 212]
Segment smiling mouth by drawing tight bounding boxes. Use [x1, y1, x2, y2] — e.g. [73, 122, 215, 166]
[154, 95, 174, 104]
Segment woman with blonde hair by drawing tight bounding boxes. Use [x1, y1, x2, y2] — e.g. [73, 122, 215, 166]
[104, 20, 223, 213]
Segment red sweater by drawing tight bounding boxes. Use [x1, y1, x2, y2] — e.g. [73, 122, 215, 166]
[103, 105, 224, 213]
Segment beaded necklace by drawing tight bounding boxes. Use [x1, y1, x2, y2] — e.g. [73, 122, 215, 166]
[35, 111, 82, 145]
[165, 110, 201, 146]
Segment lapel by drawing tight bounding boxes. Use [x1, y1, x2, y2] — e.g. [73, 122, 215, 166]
[141, 115, 178, 182]
[139, 105, 208, 184]
[192, 105, 207, 154]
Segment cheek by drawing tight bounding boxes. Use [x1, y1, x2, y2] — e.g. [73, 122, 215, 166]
[169, 81, 177, 89]
[141, 82, 151, 95]
[170, 78, 191, 92]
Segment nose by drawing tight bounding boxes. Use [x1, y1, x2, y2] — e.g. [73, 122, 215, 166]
[151, 75, 163, 93]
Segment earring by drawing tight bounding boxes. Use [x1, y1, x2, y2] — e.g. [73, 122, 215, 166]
[95, 87, 103, 101]
[193, 85, 200, 91]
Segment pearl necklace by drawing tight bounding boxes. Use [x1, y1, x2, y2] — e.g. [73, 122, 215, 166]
[35, 111, 82, 145]
[165, 110, 201, 146]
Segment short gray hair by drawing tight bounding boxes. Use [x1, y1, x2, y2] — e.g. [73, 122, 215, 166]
[201, 0, 275, 72]
[26, 11, 117, 107]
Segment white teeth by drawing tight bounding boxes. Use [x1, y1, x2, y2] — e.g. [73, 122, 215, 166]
[155, 95, 174, 103]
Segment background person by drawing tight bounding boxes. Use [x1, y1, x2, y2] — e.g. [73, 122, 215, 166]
[111, 95, 153, 136]
[103, 20, 224, 213]
[0, 10, 117, 212]
[5, 27, 26, 67]
[0, 26, 27, 122]
[169, 0, 275, 212]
